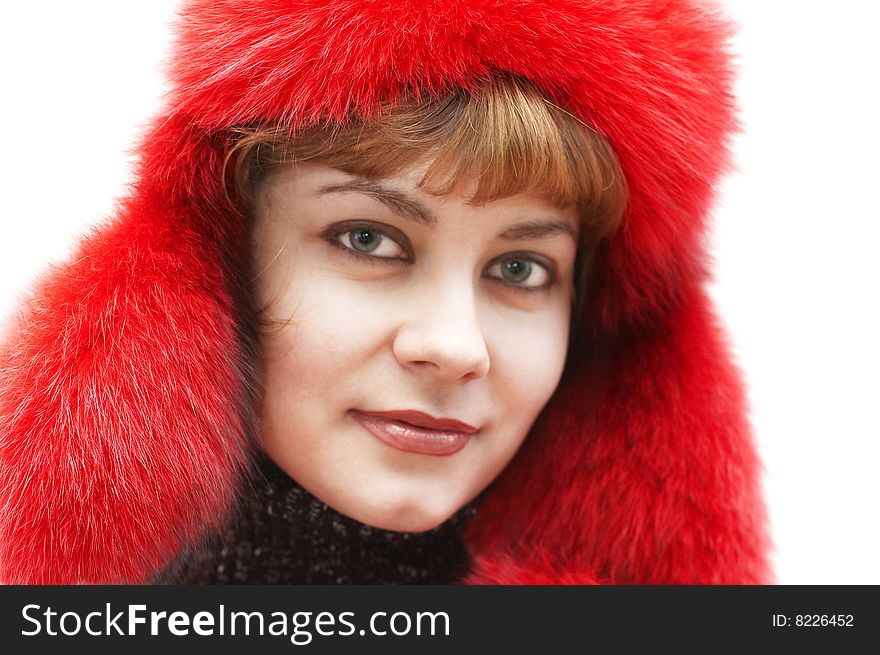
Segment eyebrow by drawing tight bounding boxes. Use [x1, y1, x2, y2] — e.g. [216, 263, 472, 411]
[315, 179, 577, 241]
[497, 219, 577, 242]
[316, 180, 435, 226]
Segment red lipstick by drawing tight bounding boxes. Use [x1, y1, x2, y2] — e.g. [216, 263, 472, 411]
[350, 409, 476, 456]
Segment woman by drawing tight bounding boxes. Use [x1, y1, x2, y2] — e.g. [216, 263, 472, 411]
[0, 0, 771, 584]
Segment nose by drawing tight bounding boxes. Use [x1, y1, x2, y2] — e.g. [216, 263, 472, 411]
[392, 280, 491, 383]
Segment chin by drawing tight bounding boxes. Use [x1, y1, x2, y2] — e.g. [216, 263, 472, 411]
[349, 496, 460, 533]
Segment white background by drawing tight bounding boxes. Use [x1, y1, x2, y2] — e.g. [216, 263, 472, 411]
[1, 1, 878, 584]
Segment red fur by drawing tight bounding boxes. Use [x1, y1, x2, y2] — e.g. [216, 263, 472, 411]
[0, 0, 771, 583]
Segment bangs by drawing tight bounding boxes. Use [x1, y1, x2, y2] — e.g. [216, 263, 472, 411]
[230, 73, 627, 249]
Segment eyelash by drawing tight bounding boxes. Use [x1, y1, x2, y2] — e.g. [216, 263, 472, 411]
[322, 222, 557, 293]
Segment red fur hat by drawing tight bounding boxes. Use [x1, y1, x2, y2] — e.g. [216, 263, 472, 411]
[0, 0, 771, 583]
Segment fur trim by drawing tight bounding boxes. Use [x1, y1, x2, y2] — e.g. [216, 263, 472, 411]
[466, 284, 771, 583]
[0, 0, 771, 583]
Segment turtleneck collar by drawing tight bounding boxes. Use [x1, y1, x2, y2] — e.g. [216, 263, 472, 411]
[155, 454, 478, 584]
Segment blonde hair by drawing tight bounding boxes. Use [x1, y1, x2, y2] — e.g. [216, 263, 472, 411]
[227, 73, 627, 321]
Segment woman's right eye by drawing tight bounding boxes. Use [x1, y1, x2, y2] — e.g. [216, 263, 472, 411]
[332, 225, 407, 260]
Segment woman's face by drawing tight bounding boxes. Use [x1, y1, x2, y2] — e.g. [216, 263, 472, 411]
[252, 161, 578, 531]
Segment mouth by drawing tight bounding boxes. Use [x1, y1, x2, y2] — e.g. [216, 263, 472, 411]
[349, 409, 477, 456]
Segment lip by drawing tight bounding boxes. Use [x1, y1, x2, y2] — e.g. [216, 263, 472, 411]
[350, 409, 477, 456]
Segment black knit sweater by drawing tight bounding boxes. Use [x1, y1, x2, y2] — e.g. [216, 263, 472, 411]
[154, 455, 477, 584]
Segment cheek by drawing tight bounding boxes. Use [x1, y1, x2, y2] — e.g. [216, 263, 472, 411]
[257, 263, 398, 384]
[488, 302, 571, 422]
[255, 267, 401, 484]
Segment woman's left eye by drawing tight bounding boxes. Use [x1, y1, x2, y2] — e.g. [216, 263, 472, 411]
[338, 228, 406, 259]
[485, 255, 553, 290]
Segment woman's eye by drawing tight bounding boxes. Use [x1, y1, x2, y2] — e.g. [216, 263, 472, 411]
[486, 256, 553, 290]
[338, 228, 406, 259]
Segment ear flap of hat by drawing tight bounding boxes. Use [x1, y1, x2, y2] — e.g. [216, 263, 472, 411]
[0, 118, 253, 583]
[463, 282, 772, 584]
